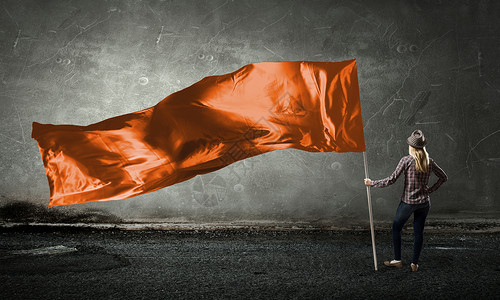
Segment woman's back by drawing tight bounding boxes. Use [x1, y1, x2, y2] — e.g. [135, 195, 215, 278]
[403, 155, 432, 203]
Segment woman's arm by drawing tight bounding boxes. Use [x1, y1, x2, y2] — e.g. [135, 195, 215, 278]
[427, 158, 448, 193]
[369, 156, 409, 188]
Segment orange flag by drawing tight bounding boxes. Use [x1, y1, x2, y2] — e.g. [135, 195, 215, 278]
[32, 59, 365, 207]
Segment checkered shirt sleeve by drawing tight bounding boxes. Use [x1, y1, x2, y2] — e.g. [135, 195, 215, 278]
[370, 156, 410, 189]
[427, 158, 448, 193]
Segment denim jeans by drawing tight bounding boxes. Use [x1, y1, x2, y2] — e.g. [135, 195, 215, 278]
[392, 201, 430, 264]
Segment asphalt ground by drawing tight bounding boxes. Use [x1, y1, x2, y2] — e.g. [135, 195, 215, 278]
[0, 226, 499, 299]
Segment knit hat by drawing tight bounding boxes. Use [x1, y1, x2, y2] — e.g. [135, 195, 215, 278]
[407, 129, 427, 149]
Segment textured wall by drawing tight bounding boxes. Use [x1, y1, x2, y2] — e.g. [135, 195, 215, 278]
[0, 0, 498, 224]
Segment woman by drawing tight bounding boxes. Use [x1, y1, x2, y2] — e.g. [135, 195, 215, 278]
[364, 130, 447, 272]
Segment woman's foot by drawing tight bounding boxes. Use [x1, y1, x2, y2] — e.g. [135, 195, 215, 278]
[383, 260, 403, 268]
[411, 263, 419, 272]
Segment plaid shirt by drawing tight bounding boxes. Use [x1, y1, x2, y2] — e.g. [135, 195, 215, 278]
[370, 155, 448, 204]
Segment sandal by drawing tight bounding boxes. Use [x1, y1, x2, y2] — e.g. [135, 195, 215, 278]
[383, 260, 403, 268]
[411, 263, 419, 272]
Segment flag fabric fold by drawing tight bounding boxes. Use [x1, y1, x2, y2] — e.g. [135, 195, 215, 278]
[32, 59, 365, 207]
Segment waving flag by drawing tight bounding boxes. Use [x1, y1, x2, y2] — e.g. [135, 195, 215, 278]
[32, 59, 365, 207]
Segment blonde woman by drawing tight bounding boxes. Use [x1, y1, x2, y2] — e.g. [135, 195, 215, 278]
[364, 130, 447, 272]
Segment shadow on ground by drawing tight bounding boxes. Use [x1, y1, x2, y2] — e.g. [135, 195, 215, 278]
[0, 201, 122, 223]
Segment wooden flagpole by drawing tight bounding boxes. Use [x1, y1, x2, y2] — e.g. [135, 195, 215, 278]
[363, 151, 378, 271]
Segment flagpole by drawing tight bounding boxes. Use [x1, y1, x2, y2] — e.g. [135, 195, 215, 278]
[363, 151, 378, 271]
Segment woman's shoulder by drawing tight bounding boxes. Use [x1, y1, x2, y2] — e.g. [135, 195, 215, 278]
[399, 155, 413, 165]
[401, 155, 413, 161]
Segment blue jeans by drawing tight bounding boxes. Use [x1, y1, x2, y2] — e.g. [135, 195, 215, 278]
[392, 201, 430, 264]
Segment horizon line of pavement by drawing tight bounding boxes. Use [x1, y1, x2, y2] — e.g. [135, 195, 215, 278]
[1, 218, 499, 233]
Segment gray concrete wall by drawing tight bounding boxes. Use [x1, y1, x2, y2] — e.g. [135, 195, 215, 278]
[0, 0, 498, 224]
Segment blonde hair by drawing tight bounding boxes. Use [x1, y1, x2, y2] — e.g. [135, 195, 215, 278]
[409, 145, 429, 173]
